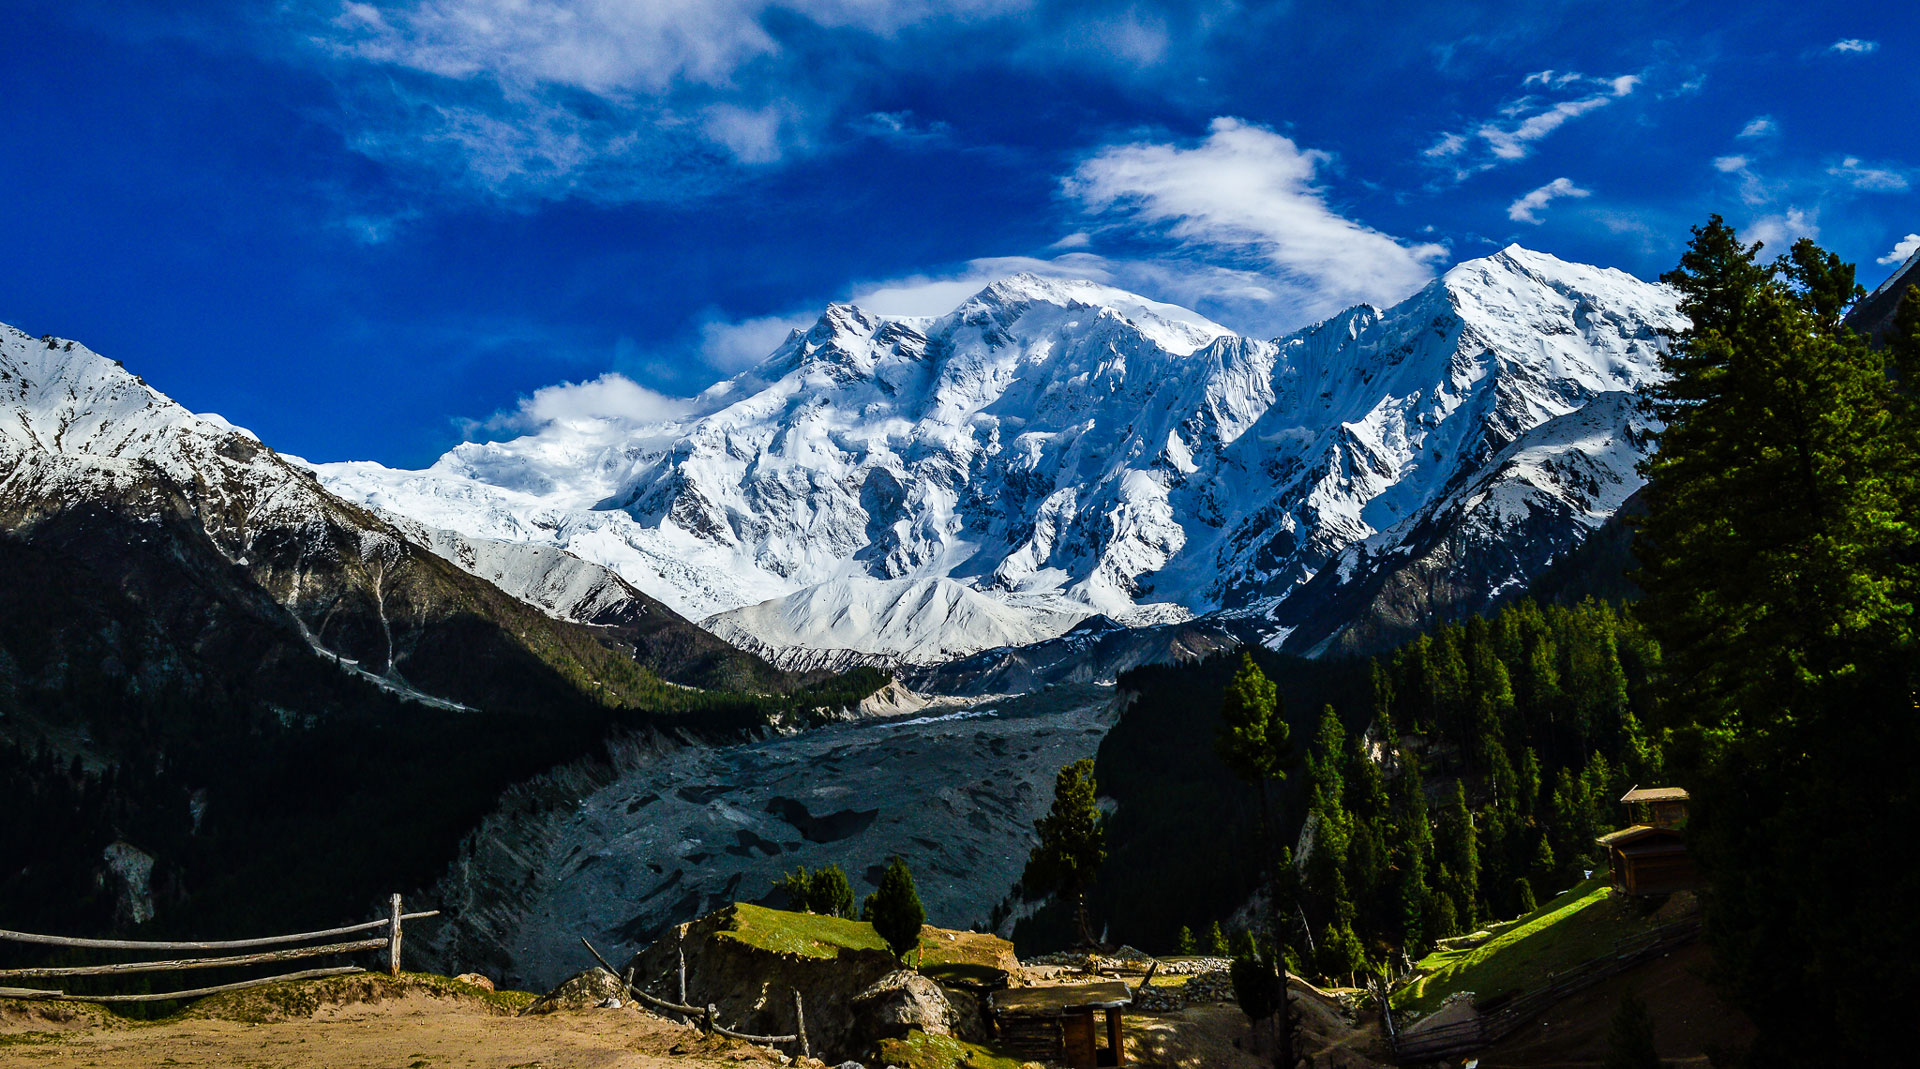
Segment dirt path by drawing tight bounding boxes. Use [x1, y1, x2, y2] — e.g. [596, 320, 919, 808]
[0, 994, 787, 1069]
[1124, 990, 1392, 1069]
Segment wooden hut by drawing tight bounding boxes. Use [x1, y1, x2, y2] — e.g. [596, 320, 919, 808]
[1619, 785, 1690, 828]
[990, 981, 1132, 1068]
[1597, 786, 1698, 895]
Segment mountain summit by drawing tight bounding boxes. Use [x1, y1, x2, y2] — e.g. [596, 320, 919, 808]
[320, 247, 1683, 664]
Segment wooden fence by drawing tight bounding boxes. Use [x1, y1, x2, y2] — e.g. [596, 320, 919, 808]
[0, 895, 438, 1004]
[1377, 917, 1701, 1064]
[573, 937, 812, 1059]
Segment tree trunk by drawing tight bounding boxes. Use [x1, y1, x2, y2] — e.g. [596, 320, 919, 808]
[1257, 777, 1295, 1069]
[1075, 888, 1095, 949]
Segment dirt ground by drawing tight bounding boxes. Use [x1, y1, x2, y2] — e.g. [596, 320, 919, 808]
[1475, 941, 1755, 1067]
[1124, 985, 1393, 1069]
[0, 993, 789, 1069]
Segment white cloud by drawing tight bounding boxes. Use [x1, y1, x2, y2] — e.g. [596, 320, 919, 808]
[1879, 234, 1920, 266]
[1713, 155, 1748, 172]
[487, 373, 692, 432]
[1828, 38, 1878, 54]
[1507, 177, 1591, 224]
[1049, 231, 1093, 250]
[1424, 71, 1639, 177]
[1828, 156, 1910, 192]
[1065, 117, 1445, 320]
[1743, 208, 1818, 251]
[305, 0, 1034, 199]
[1477, 95, 1615, 160]
[698, 315, 806, 371]
[1424, 132, 1468, 159]
[326, 0, 1030, 94]
[702, 102, 800, 165]
[1737, 116, 1777, 139]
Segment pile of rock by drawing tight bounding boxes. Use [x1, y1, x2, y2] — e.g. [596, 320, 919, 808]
[1176, 970, 1236, 1005]
[1155, 956, 1232, 975]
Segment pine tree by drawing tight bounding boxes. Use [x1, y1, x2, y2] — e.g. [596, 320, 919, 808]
[1603, 989, 1660, 1069]
[1176, 925, 1196, 954]
[1206, 920, 1230, 957]
[868, 856, 925, 963]
[1635, 221, 1920, 1064]
[1024, 759, 1107, 947]
[1434, 782, 1479, 926]
[812, 864, 856, 918]
[1214, 652, 1297, 1067]
[1513, 877, 1537, 917]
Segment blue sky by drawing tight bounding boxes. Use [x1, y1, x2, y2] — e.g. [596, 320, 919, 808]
[3, 0, 1915, 466]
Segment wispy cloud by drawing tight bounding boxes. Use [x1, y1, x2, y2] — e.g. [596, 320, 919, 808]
[1743, 208, 1818, 251]
[1507, 177, 1591, 224]
[1828, 156, 1910, 193]
[1737, 116, 1777, 139]
[472, 372, 693, 435]
[1880, 234, 1920, 266]
[1422, 71, 1639, 179]
[1066, 117, 1445, 323]
[1713, 155, 1748, 172]
[1827, 38, 1878, 54]
[299, 0, 1037, 203]
[697, 314, 805, 371]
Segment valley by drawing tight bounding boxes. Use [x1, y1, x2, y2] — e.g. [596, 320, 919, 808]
[424, 684, 1119, 990]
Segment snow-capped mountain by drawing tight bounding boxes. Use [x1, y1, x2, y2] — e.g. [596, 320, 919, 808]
[319, 247, 1682, 663]
[0, 322, 793, 707]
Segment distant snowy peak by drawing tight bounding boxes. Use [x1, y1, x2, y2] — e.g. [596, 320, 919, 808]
[0, 325, 259, 468]
[317, 247, 1683, 663]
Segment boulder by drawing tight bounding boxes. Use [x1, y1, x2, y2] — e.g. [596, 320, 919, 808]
[454, 973, 495, 992]
[527, 967, 628, 1014]
[848, 970, 955, 1046]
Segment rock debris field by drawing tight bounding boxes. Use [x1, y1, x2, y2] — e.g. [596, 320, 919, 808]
[503, 685, 1118, 988]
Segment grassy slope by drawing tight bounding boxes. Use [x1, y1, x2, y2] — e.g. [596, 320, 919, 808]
[717, 904, 1014, 975]
[718, 903, 891, 960]
[877, 1029, 1027, 1069]
[1394, 878, 1671, 1017]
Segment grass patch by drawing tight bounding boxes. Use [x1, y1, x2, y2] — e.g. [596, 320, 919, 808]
[176, 972, 535, 1023]
[718, 904, 891, 960]
[875, 1028, 1028, 1069]
[1393, 878, 1667, 1018]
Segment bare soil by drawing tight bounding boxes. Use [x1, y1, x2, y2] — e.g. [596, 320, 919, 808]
[0, 985, 793, 1069]
[1123, 983, 1393, 1069]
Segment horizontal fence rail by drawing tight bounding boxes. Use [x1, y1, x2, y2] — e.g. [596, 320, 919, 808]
[0, 895, 438, 1004]
[576, 936, 810, 1059]
[1381, 916, 1701, 1065]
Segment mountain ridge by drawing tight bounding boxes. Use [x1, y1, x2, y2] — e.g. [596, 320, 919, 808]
[319, 244, 1681, 664]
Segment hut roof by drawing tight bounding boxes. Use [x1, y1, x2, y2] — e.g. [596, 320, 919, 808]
[1596, 824, 1685, 848]
[991, 981, 1133, 1017]
[1620, 786, 1689, 804]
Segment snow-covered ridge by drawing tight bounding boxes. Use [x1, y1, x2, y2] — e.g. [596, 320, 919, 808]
[300, 247, 1679, 662]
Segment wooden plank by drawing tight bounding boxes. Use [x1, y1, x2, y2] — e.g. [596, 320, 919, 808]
[0, 938, 387, 979]
[0, 913, 437, 953]
[0, 966, 364, 1003]
[387, 894, 404, 977]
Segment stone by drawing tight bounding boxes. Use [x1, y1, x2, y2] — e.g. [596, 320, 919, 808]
[848, 970, 954, 1046]
[454, 972, 495, 991]
[528, 967, 628, 1014]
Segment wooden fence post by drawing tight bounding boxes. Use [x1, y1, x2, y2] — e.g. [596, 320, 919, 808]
[704, 1002, 717, 1035]
[387, 894, 403, 976]
[678, 946, 687, 1005]
[793, 990, 809, 1059]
